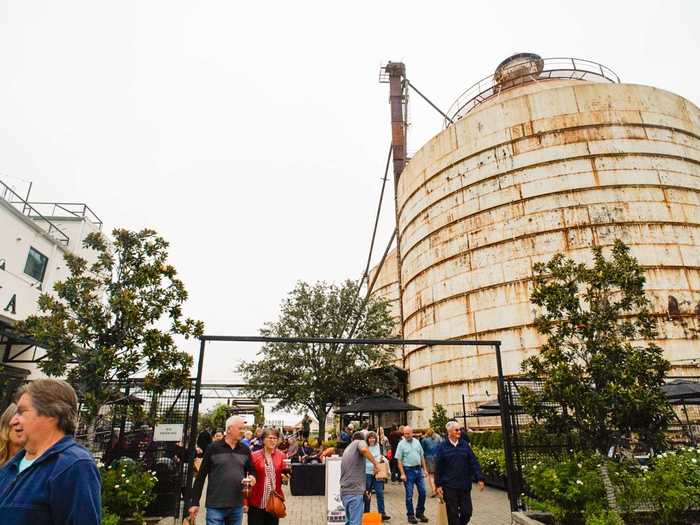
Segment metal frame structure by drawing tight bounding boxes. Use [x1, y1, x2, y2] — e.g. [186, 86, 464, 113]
[444, 57, 620, 126]
[0, 179, 70, 245]
[184, 334, 505, 515]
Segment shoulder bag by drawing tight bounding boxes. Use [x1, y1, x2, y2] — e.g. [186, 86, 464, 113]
[264, 454, 287, 518]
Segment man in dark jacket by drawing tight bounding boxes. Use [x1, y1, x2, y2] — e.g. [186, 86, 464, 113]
[0, 379, 101, 525]
[434, 421, 484, 525]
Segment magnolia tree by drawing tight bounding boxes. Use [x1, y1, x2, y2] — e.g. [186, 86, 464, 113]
[521, 240, 672, 451]
[239, 280, 398, 442]
[19, 229, 204, 436]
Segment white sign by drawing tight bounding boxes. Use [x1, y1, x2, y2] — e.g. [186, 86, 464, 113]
[325, 456, 345, 524]
[153, 423, 184, 442]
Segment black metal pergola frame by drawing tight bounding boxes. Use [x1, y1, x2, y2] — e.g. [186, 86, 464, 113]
[183, 334, 510, 511]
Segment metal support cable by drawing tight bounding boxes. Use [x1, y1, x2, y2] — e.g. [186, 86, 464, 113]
[333, 145, 393, 342]
[406, 80, 454, 124]
[360, 145, 393, 287]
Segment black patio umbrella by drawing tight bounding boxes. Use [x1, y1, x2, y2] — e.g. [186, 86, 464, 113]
[662, 379, 700, 442]
[477, 399, 501, 410]
[662, 379, 700, 400]
[105, 394, 146, 406]
[336, 394, 422, 430]
[335, 394, 422, 414]
[468, 408, 501, 417]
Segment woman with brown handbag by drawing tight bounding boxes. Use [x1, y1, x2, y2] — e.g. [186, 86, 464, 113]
[249, 427, 288, 524]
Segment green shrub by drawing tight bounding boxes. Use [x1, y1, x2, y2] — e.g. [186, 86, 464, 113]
[584, 508, 625, 525]
[615, 447, 700, 524]
[471, 446, 506, 478]
[467, 431, 503, 449]
[102, 512, 120, 525]
[101, 458, 157, 525]
[523, 451, 607, 525]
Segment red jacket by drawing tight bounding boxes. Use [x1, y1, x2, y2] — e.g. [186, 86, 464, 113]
[249, 448, 285, 509]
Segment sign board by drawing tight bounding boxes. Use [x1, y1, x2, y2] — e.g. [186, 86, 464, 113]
[325, 456, 345, 523]
[153, 423, 183, 442]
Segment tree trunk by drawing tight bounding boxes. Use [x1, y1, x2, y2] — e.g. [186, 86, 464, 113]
[313, 405, 327, 445]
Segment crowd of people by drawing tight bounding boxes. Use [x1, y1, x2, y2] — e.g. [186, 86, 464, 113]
[339, 422, 484, 525]
[0, 385, 487, 525]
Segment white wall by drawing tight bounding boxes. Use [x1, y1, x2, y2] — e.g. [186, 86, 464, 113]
[0, 198, 103, 378]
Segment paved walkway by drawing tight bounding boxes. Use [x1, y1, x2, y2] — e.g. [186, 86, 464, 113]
[171, 480, 511, 525]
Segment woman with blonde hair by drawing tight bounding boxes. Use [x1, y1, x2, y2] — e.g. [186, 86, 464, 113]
[0, 403, 25, 466]
[421, 427, 442, 497]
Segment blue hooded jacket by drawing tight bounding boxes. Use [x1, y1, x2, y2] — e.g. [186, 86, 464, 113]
[0, 435, 101, 525]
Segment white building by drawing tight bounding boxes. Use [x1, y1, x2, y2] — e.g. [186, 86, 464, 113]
[0, 178, 103, 398]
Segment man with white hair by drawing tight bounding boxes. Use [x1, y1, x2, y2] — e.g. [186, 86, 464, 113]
[189, 415, 255, 525]
[434, 421, 484, 525]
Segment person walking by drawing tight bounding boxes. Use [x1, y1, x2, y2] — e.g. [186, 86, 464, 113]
[0, 403, 25, 467]
[249, 428, 287, 525]
[434, 421, 485, 525]
[189, 415, 256, 525]
[251, 427, 265, 452]
[363, 431, 390, 521]
[395, 426, 429, 524]
[388, 425, 403, 482]
[0, 379, 101, 525]
[341, 431, 380, 525]
[421, 428, 442, 497]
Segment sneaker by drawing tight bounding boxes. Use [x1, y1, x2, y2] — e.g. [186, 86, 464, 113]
[417, 515, 429, 523]
[408, 517, 418, 524]
[381, 515, 391, 521]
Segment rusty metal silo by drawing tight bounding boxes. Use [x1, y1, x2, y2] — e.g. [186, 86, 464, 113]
[384, 54, 700, 427]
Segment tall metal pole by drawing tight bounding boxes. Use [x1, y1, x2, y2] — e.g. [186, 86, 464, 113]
[495, 342, 518, 512]
[461, 394, 468, 431]
[184, 338, 206, 510]
[384, 61, 409, 374]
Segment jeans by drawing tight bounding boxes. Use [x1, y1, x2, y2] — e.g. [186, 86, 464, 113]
[205, 506, 243, 525]
[403, 466, 426, 518]
[364, 474, 386, 515]
[443, 487, 473, 525]
[341, 493, 364, 525]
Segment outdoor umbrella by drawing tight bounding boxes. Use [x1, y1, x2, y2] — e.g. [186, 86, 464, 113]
[662, 379, 700, 400]
[335, 394, 422, 414]
[469, 408, 501, 417]
[662, 379, 700, 441]
[335, 394, 422, 430]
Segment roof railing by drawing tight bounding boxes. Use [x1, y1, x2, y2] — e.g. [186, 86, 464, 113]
[445, 57, 620, 127]
[22, 202, 103, 229]
[0, 179, 70, 246]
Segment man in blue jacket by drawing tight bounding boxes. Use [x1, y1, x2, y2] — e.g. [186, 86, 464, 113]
[434, 421, 484, 525]
[0, 379, 101, 525]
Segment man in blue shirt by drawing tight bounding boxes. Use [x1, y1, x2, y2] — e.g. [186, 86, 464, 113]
[395, 426, 429, 523]
[434, 421, 484, 525]
[0, 379, 101, 525]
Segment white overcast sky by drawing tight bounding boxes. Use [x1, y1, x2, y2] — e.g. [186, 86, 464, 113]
[1, 1, 699, 411]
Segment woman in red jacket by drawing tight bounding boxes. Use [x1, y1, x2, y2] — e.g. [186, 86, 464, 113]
[249, 427, 288, 524]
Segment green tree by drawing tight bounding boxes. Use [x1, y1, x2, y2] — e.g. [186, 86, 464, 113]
[18, 229, 204, 435]
[199, 403, 234, 431]
[238, 280, 398, 442]
[521, 240, 672, 451]
[428, 403, 449, 436]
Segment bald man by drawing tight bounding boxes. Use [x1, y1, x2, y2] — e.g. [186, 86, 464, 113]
[189, 416, 255, 525]
[395, 426, 429, 523]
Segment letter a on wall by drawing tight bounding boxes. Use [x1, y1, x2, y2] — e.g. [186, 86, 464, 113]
[4, 294, 16, 315]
